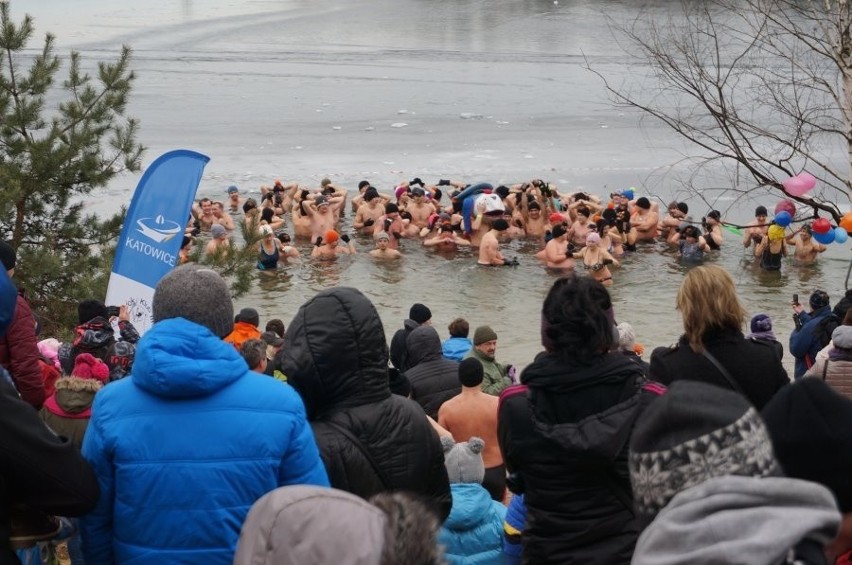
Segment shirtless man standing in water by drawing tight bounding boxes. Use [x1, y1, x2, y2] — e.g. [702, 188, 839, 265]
[786, 225, 826, 264]
[304, 195, 343, 244]
[478, 219, 516, 266]
[353, 187, 386, 235]
[311, 230, 355, 260]
[406, 187, 437, 229]
[370, 232, 402, 260]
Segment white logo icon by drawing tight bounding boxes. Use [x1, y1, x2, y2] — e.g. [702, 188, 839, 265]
[137, 214, 182, 243]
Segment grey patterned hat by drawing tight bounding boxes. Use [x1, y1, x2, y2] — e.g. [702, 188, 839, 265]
[629, 381, 779, 525]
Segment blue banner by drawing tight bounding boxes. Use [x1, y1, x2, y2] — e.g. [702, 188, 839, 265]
[106, 150, 209, 334]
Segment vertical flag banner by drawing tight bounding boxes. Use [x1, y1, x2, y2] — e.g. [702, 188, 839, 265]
[105, 150, 210, 334]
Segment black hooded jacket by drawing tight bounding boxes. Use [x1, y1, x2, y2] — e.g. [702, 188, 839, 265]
[276, 287, 451, 521]
[498, 352, 655, 565]
[402, 326, 461, 419]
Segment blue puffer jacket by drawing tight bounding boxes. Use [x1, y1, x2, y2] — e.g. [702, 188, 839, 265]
[443, 337, 473, 362]
[80, 317, 329, 564]
[439, 483, 506, 564]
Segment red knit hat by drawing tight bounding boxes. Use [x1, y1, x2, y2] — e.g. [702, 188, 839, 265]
[72, 353, 110, 383]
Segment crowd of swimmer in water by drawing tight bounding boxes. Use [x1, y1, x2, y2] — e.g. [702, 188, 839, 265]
[186, 178, 828, 285]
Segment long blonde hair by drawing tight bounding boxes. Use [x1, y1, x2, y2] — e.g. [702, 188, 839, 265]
[676, 265, 746, 353]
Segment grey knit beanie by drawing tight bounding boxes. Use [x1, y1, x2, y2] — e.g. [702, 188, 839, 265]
[153, 264, 234, 337]
[441, 436, 485, 484]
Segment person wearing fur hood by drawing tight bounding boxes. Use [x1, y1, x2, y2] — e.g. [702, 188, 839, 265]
[40, 353, 108, 450]
[438, 436, 506, 564]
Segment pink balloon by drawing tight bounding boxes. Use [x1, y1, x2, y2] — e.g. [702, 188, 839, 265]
[783, 175, 811, 197]
[799, 172, 816, 191]
[774, 199, 796, 217]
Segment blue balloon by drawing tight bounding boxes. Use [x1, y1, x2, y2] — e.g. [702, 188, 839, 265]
[774, 211, 792, 227]
[813, 229, 836, 244]
[834, 226, 848, 244]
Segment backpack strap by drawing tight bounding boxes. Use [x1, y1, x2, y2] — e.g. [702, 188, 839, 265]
[324, 420, 391, 490]
[702, 349, 746, 396]
[822, 359, 830, 381]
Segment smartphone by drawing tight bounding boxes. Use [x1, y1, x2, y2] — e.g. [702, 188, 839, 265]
[792, 293, 799, 305]
[106, 305, 121, 318]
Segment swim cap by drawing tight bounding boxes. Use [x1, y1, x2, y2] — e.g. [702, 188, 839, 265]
[315, 195, 329, 207]
[586, 232, 601, 245]
[226, 185, 239, 194]
[755, 205, 768, 217]
[259, 224, 274, 237]
[549, 212, 566, 225]
[636, 197, 651, 210]
[677, 202, 689, 214]
[552, 224, 567, 239]
[376, 231, 390, 241]
[211, 224, 227, 238]
[394, 186, 408, 200]
[767, 224, 785, 241]
[621, 188, 635, 201]
[492, 219, 509, 231]
[385, 203, 400, 214]
[411, 187, 425, 197]
[324, 230, 340, 244]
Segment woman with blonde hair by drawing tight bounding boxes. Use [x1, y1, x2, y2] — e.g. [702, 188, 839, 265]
[649, 265, 788, 409]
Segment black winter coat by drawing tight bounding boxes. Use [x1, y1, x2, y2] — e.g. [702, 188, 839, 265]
[498, 352, 654, 565]
[402, 326, 461, 419]
[277, 287, 451, 521]
[389, 318, 419, 372]
[0, 379, 99, 564]
[650, 326, 788, 410]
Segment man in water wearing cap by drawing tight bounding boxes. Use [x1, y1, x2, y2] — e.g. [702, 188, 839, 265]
[518, 191, 548, 238]
[205, 223, 230, 256]
[370, 232, 402, 260]
[463, 326, 511, 396]
[541, 224, 574, 270]
[226, 185, 243, 214]
[786, 225, 827, 264]
[791, 289, 833, 378]
[353, 187, 387, 234]
[406, 186, 438, 230]
[631, 197, 659, 241]
[373, 203, 404, 249]
[303, 193, 344, 244]
[311, 230, 355, 260]
[743, 205, 770, 249]
[478, 219, 516, 266]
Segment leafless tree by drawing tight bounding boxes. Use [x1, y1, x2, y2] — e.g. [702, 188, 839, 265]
[589, 0, 852, 222]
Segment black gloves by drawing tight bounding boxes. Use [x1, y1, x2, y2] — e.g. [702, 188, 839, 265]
[364, 218, 375, 227]
[438, 179, 450, 186]
[433, 189, 442, 202]
[341, 234, 351, 243]
[315, 237, 323, 247]
[410, 178, 424, 187]
[384, 218, 393, 230]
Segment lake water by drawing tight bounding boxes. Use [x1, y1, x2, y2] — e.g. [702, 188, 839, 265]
[18, 0, 850, 371]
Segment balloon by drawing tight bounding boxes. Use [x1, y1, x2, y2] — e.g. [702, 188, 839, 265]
[813, 229, 836, 244]
[812, 217, 832, 234]
[840, 212, 852, 234]
[799, 172, 817, 191]
[783, 175, 811, 197]
[774, 211, 792, 227]
[834, 226, 849, 244]
[774, 200, 796, 217]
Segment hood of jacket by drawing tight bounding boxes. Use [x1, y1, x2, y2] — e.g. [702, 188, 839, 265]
[54, 376, 101, 413]
[278, 287, 391, 419]
[521, 352, 646, 458]
[444, 483, 494, 531]
[74, 316, 116, 350]
[406, 325, 443, 367]
[634, 476, 839, 564]
[131, 317, 248, 398]
[234, 486, 386, 565]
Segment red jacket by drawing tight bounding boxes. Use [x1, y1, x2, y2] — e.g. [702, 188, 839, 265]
[0, 295, 45, 408]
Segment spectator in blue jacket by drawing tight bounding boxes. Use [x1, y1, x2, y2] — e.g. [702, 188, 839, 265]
[80, 265, 329, 564]
[442, 317, 473, 361]
[791, 290, 833, 378]
[438, 436, 506, 564]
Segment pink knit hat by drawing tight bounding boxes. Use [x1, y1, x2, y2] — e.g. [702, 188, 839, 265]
[71, 353, 110, 383]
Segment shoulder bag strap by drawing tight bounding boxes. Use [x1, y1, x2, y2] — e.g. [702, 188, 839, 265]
[324, 420, 391, 489]
[701, 349, 746, 396]
[822, 359, 830, 381]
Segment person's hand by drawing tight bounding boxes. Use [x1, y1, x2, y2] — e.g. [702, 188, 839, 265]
[792, 303, 804, 314]
[364, 218, 375, 227]
[315, 236, 323, 247]
[341, 234, 351, 243]
[119, 305, 129, 322]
